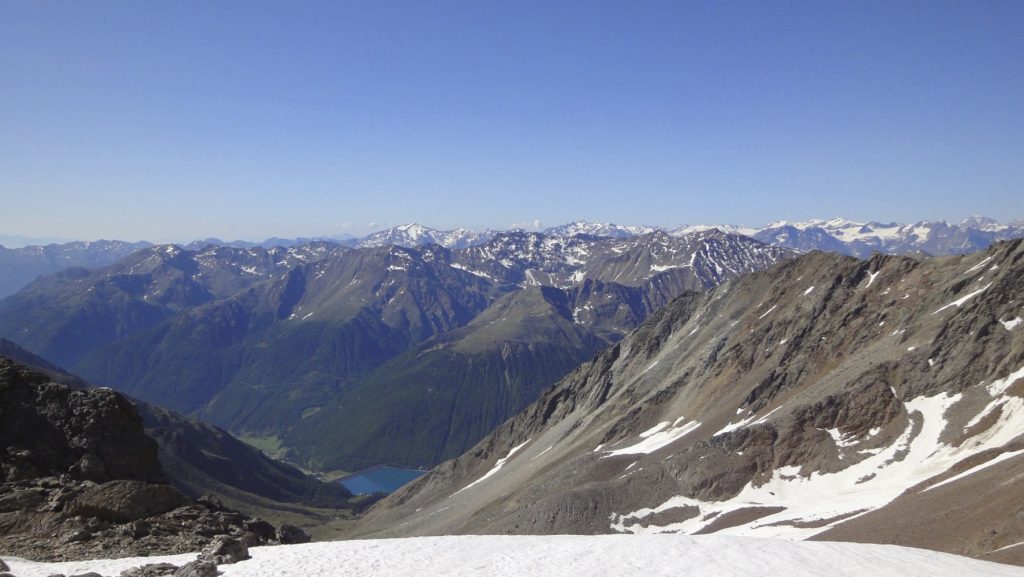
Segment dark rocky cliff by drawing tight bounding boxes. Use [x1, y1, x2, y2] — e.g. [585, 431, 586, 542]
[0, 358, 291, 562]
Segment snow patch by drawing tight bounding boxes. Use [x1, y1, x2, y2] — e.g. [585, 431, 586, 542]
[603, 419, 702, 457]
[964, 256, 993, 275]
[932, 283, 992, 315]
[714, 407, 782, 437]
[1001, 317, 1022, 331]
[530, 445, 554, 462]
[865, 270, 880, 288]
[640, 360, 659, 375]
[923, 449, 1024, 492]
[452, 439, 531, 496]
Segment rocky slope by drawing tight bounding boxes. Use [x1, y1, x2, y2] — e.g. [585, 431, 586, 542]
[0, 340, 369, 531]
[353, 239, 1024, 565]
[0, 357, 295, 562]
[137, 402, 372, 515]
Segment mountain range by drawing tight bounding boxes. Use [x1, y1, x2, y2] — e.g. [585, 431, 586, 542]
[352, 238, 1024, 566]
[0, 229, 791, 472]
[3, 216, 1021, 300]
[1, 224, 1023, 570]
[0, 240, 152, 298]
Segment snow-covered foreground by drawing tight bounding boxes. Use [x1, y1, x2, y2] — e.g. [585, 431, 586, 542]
[6, 535, 1024, 577]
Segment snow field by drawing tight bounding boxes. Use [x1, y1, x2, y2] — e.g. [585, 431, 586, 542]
[7, 534, 1024, 577]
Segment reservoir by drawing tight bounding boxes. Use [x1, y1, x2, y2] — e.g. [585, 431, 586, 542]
[338, 465, 427, 495]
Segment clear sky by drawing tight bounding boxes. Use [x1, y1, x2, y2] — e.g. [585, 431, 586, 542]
[1, 1, 1022, 242]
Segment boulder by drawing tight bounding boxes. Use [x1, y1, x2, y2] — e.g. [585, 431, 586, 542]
[276, 523, 311, 544]
[0, 488, 45, 512]
[198, 535, 249, 564]
[67, 480, 188, 523]
[70, 454, 106, 483]
[243, 518, 275, 542]
[119, 563, 178, 577]
[174, 560, 217, 577]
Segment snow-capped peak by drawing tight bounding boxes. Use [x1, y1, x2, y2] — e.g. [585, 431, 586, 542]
[543, 221, 659, 239]
[358, 224, 492, 249]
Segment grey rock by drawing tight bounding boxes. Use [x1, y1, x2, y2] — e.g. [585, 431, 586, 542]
[119, 563, 178, 577]
[0, 487, 45, 512]
[276, 523, 311, 544]
[174, 560, 217, 577]
[195, 495, 224, 511]
[62, 528, 92, 543]
[70, 454, 106, 483]
[198, 535, 249, 564]
[0, 360, 166, 484]
[243, 519, 275, 542]
[0, 361, 281, 562]
[67, 480, 189, 523]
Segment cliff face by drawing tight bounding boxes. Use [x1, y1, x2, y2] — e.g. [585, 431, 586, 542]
[354, 240, 1024, 565]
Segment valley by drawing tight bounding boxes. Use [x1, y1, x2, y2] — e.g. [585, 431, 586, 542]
[0, 227, 791, 471]
[5, 4, 1023, 574]
[2, 221, 1023, 574]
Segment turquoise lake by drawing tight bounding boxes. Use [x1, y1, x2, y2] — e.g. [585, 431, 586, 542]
[338, 465, 427, 495]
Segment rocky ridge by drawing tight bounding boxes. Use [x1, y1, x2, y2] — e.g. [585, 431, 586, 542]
[0, 358, 303, 563]
[353, 239, 1024, 565]
[0, 339, 367, 534]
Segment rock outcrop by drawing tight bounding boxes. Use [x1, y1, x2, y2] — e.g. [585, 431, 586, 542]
[0, 358, 283, 561]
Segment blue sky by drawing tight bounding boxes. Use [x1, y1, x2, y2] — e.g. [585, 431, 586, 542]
[1, 1, 1022, 242]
